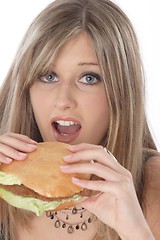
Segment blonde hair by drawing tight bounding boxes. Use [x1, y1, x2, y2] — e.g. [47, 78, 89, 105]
[0, 0, 158, 239]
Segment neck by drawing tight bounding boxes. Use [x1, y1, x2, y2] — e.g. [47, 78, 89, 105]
[46, 207, 97, 233]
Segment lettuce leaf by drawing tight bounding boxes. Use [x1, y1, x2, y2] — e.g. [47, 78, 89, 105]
[0, 187, 81, 216]
[0, 171, 22, 185]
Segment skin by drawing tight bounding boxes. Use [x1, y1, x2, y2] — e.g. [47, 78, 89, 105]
[30, 32, 109, 145]
[0, 33, 155, 239]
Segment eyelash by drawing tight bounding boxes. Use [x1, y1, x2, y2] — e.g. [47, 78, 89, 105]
[80, 72, 102, 86]
[39, 71, 102, 86]
[39, 72, 57, 84]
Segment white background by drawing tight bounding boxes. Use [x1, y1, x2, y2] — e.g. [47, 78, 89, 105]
[0, 1, 159, 150]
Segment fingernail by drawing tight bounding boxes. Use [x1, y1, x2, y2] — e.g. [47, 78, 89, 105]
[27, 144, 37, 149]
[60, 165, 70, 171]
[72, 177, 79, 183]
[68, 145, 76, 151]
[63, 154, 73, 160]
[4, 157, 12, 164]
[30, 139, 37, 144]
[18, 152, 27, 159]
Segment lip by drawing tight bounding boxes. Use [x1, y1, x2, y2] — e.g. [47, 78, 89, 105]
[51, 116, 81, 143]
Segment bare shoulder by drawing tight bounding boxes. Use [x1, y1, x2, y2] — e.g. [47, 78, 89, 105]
[143, 155, 160, 239]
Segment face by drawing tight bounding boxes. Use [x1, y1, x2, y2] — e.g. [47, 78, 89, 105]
[30, 32, 109, 145]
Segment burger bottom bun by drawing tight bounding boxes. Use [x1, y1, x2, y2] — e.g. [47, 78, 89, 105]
[46, 196, 86, 212]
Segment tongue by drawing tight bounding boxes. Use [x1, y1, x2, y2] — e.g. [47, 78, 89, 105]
[57, 124, 81, 135]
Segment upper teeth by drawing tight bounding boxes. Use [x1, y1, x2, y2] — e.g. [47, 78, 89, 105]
[55, 120, 77, 127]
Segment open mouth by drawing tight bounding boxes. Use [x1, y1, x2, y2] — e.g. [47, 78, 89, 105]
[52, 120, 81, 136]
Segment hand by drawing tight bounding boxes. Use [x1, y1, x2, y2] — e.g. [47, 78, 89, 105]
[60, 143, 154, 240]
[0, 132, 37, 164]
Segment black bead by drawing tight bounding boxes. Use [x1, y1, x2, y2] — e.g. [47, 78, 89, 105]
[76, 225, 80, 230]
[50, 214, 54, 219]
[62, 223, 66, 228]
[88, 217, 92, 223]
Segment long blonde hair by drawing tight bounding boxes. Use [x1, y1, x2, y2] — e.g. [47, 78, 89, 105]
[0, 0, 158, 239]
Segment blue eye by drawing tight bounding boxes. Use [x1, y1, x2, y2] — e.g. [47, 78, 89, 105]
[79, 72, 101, 85]
[39, 72, 58, 83]
[85, 75, 96, 83]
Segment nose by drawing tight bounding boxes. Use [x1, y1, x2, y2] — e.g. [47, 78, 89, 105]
[54, 83, 77, 111]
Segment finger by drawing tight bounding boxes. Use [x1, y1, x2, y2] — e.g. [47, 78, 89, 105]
[0, 135, 37, 153]
[60, 162, 122, 182]
[3, 132, 37, 144]
[68, 143, 102, 152]
[72, 177, 115, 193]
[72, 177, 133, 198]
[0, 152, 13, 164]
[70, 144, 118, 164]
[63, 148, 126, 175]
[0, 143, 29, 161]
[69, 143, 117, 162]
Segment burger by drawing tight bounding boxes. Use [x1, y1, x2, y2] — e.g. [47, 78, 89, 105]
[0, 142, 91, 216]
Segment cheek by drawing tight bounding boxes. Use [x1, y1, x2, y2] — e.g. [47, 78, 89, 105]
[93, 109, 109, 144]
[30, 87, 48, 123]
[95, 107, 109, 134]
[84, 93, 109, 138]
[88, 92, 108, 118]
[30, 92, 50, 140]
[30, 91, 40, 115]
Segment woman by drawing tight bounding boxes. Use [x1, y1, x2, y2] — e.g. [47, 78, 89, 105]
[0, 0, 159, 239]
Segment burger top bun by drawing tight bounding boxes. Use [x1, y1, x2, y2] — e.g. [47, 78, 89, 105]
[0, 142, 90, 198]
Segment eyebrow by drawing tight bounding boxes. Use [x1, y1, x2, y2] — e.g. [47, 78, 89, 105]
[52, 62, 99, 67]
[78, 62, 99, 66]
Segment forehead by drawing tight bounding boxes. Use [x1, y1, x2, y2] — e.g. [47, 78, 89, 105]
[53, 32, 98, 65]
[30, 31, 102, 86]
